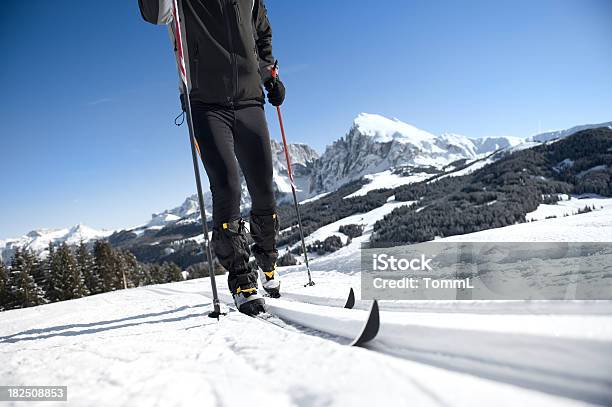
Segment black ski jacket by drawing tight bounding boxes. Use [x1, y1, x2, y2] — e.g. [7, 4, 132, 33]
[138, 0, 275, 106]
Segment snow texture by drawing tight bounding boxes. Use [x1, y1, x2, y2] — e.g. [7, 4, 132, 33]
[1, 275, 607, 406]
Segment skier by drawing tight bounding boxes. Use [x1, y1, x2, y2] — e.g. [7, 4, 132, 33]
[138, 0, 284, 315]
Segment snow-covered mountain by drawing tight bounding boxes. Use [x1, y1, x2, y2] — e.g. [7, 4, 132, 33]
[472, 136, 525, 154]
[270, 139, 319, 201]
[310, 113, 499, 193]
[148, 195, 201, 228]
[530, 121, 612, 143]
[0, 224, 113, 263]
[310, 114, 612, 194]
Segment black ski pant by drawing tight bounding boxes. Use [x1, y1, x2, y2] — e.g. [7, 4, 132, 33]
[191, 102, 279, 292]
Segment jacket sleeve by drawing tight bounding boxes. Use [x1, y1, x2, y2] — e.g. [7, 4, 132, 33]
[138, 0, 173, 25]
[253, 0, 275, 82]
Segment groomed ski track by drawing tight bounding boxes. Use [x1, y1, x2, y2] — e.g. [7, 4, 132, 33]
[1, 277, 610, 406]
[197, 285, 612, 406]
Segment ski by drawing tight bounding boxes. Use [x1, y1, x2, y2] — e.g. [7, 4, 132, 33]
[265, 287, 356, 309]
[349, 300, 379, 346]
[226, 297, 380, 347]
[271, 287, 360, 310]
[344, 287, 356, 309]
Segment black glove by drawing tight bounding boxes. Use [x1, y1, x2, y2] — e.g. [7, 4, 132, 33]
[264, 78, 285, 106]
[180, 93, 187, 112]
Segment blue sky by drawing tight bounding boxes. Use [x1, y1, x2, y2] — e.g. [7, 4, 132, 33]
[1, 0, 611, 239]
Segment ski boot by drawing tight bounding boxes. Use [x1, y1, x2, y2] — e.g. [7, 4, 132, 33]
[213, 219, 267, 316]
[250, 212, 281, 298]
[232, 285, 266, 316]
[259, 267, 281, 298]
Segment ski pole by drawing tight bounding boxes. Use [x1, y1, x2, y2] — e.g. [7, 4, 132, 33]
[172, 0, 224, 318]
[271, 62, 315, 287]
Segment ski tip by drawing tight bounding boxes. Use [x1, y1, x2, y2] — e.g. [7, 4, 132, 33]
[344, 287, 356, 309]
[351, 300, 380, 347]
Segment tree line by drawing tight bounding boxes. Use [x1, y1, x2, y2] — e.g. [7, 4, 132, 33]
[0, 241, 183, 312]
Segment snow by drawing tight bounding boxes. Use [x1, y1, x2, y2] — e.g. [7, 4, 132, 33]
[344, 170, 431, 198]
[312, 114, 488, 195]
[530, 121, 612, 143]
[146, 213, 181, 228]
[284, 199, 413, 254]
[507, 140, 543, 153]
[439, 133, 479, 155]
[1, 278, 604, 407]
[525, 195, 612, 222]
[273, 171, 294, 194]
[3, 194, 612, 406]
[433, 156, 495, 182]
[437, 199, 612, 242]
[299, 191, 331, 205]
[353, 113, 439, 148]
[472, 136, 525, 154]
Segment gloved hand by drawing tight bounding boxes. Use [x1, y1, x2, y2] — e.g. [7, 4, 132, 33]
[264, 78, 285, 106]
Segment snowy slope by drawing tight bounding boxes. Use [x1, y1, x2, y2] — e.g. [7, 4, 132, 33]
[0, 278, 604, 407]
[530, 121, 612, 143]
[439, 198, 612, 242]
[286, 198, 414, 251]
[344, 169, 432, 198]
[526, 194, 612, 222]
[281, 195, 612, 282]
[430, 151, 501, 182]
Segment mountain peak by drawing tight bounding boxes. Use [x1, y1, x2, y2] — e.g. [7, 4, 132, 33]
[352, 113, 437, 145]
[67, 223, 102, 238]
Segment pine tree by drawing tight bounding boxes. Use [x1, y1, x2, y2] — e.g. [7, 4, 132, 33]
[93, 240, 117, 292]
[118, 250, 141, 288]
[76, 241, 100, 294]
[46, 243, 67, 302]
[140, 264, 153, 286]
[129, 260, 146, 288]
[8, 248, 45, 309]
[0, 261, 11, 311]
[24, 249, 47, 303]
[47, 243, 85, 302]
[112, 250, 128, 290]
[163, 262, 183, 283]
[65, 244, 89, 299]
[149, 264, 165, 284]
